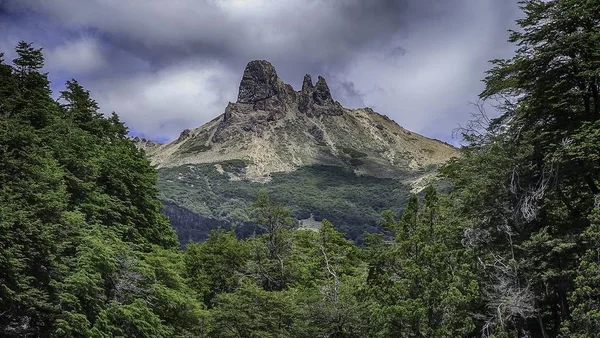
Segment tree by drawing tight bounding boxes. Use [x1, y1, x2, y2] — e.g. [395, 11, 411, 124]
[13, 41, 44, 76]
[303, 220, 366, 337]
[365, 187, 479, 337]
[185, 230, 250, 306]
[444, 0, 600, 335]
[209, 281, 297, 338]
[249, 191, 294, 291]
[560, 208, 600, 337]
[0, 42, 189, 336]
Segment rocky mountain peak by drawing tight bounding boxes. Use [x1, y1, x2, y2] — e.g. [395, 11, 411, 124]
[211, 61, 346, 143]
[237, 60, 281, 104]
[301, 74, 314, 92]
[313, 76, 334, 106]
[143, 59, 458, 183]
[299, 74, 341, 116]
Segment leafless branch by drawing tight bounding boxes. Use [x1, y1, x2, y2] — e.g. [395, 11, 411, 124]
[462, 227, 492, 248]
[113, 255, 144, 303]
[320, 246, 340, 303]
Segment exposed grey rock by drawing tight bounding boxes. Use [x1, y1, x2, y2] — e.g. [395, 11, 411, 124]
[212, 100, 285, 143]
[298, 74, 314, 115]
[236, 60, 297, 113]
[313, 76, 333, 106]
[214, 61, 345, 142]
[309, 124, 324, 142]
[237, 60, 280, 104]
[302, 74, 313, 92]
[283, 83, 297, 103]
[176, 129, 192, 143]
[298, 93, 311, 115]
[298, 74, 342, 116]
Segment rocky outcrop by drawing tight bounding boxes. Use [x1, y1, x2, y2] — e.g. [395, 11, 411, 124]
[174, 128, 192, 144]
[212, 102, 285, 143]
[302, 74, 314, 92]
[213, 60, 344, 143]
[237, 60, 280, 104]
[298, 74, 343, 117]
[132, 136, 163, 156]
[309, 124, 324, 142]
[313, 76, 334, 106]
[236, 60, 296, 111]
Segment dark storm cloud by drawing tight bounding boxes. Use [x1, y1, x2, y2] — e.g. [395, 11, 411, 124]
[4, 0, 413, 72]
[1, 0, 521, 141]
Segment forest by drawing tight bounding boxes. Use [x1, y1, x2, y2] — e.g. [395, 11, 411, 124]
[1, 0, 600, 337]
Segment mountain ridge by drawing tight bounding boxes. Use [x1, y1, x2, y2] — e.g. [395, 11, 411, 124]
[139, 60, 458, 186]
[133, 60, 459, 244]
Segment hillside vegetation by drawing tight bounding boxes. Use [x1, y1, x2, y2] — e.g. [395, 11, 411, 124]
[158, 162, 413, 244]
[2, 0, 600, 337]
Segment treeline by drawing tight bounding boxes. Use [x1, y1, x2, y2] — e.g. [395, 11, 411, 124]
[2, 0, 600, 336]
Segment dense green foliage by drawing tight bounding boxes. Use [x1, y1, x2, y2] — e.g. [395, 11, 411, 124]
[3, 0, 600, 336]
[0, 43, 197, 336]
[440, 0, 600, 336]
[158, 163, 411, 243]
[0, 42, 471, 337]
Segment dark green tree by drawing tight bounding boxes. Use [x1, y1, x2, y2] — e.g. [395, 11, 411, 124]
[185, 230, 250, 306]
[365, 187, 479, 337]
[249, 191, 294, 291]
[560, 208, 600, 337]
[0, 42, 197, 337]
[444, 0, 600, 335]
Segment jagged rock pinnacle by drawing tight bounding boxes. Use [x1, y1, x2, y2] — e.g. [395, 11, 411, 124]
[302, 74, 313, 92]
[313, 76, 333, 105]
[298, 74, 341, 116]
[214, 61, 344, 143]
[237, 60, 280, 104]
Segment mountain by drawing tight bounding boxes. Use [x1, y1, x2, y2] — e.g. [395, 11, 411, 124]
[138, 60, 458, 244]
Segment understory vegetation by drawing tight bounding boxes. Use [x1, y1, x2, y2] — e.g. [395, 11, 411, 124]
[2, 1, 600, 337]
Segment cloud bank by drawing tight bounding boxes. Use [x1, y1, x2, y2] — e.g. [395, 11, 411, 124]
[0, 0, 521, 142]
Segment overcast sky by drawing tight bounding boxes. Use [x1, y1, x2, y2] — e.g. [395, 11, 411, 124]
[0, 0, 522, 143]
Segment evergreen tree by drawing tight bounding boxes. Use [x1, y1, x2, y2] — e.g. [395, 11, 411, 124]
[0, 42, 199, 337]
[444, 0, 600, 335]
[365, 187, 479, 337]
[185, 230, 250, 306]
[561, 208, 600, 337]
[249, 191, 294, 291]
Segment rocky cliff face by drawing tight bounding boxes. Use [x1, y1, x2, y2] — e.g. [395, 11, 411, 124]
[141, 60, 457, 186]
